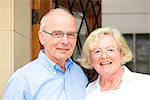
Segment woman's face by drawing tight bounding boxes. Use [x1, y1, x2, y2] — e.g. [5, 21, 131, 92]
[90, 34, 123, 77]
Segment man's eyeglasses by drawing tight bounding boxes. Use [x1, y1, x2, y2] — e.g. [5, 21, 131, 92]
[91, 47, 120, 57]
[41, 30, 78, 39]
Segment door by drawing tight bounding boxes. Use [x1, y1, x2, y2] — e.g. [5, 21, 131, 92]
[32, 0, 52, 60]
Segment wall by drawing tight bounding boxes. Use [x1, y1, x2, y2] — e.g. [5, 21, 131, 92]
[0, 0, 31, 99]
[102, 0, 150, 74]
[102, 0, 150, 33]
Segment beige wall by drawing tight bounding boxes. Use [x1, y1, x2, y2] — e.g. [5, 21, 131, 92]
[102, 0, 150, 33]
[0, 0, 31, 99]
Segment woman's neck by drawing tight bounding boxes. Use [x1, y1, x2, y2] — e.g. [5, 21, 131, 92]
[99, 67, 124, 91]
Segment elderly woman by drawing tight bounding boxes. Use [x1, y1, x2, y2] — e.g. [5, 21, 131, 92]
[81, 27, 150, 100]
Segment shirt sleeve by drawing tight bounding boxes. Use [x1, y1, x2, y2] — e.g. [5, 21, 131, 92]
[2, 75, 31, 100]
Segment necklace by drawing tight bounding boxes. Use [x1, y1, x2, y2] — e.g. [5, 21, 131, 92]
[100, 78, 122, 91]
[111, 78, 122, 90]
[100, 68, 124, 91]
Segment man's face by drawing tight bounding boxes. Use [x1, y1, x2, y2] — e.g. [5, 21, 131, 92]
[39, 13, 77, 65]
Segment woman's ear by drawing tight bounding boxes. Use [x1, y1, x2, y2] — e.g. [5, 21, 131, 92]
[120, 51, 126, 65]
[38, 31, 45, 45]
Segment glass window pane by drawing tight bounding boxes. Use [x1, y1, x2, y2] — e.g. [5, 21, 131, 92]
[124, 33, 150, 75]
[136, 34, 150, 74]
[124, 34, 134, 71]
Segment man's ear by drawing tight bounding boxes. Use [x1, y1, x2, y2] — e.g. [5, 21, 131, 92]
[38, 31, 45, 45]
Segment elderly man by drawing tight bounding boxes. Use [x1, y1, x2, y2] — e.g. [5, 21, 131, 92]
[3, 8, 88, 100]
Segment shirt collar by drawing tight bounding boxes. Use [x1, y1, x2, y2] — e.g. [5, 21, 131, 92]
[38, 49, 73, 74]
[65, 58, 73, 70]
[95, 75, 101, 89]
[121, 65, 133, 82]
[94, 66, 132, 91]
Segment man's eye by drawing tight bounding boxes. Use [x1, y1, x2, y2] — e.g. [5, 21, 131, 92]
[52, 32, 62, 36]
[68, 33, 74, 36]
[53, 33, 59, 36]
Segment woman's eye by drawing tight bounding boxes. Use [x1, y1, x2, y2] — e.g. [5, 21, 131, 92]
[95, 50, 101, 54]
[107, 48, 115, 52]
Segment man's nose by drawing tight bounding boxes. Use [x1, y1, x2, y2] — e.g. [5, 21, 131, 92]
[60, 34, 69, 44]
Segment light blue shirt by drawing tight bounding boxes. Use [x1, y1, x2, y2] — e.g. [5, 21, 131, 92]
[3, 50, 88, 100]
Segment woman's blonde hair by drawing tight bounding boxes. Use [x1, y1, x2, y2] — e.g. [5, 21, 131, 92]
[80, 27, 132, 69]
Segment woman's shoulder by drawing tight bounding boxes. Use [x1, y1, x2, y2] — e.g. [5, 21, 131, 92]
[124, 66, 150, 82]
[130, 72, 150, 85]
[86, 80, 97, 94]
[132, 72, 150, 79]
